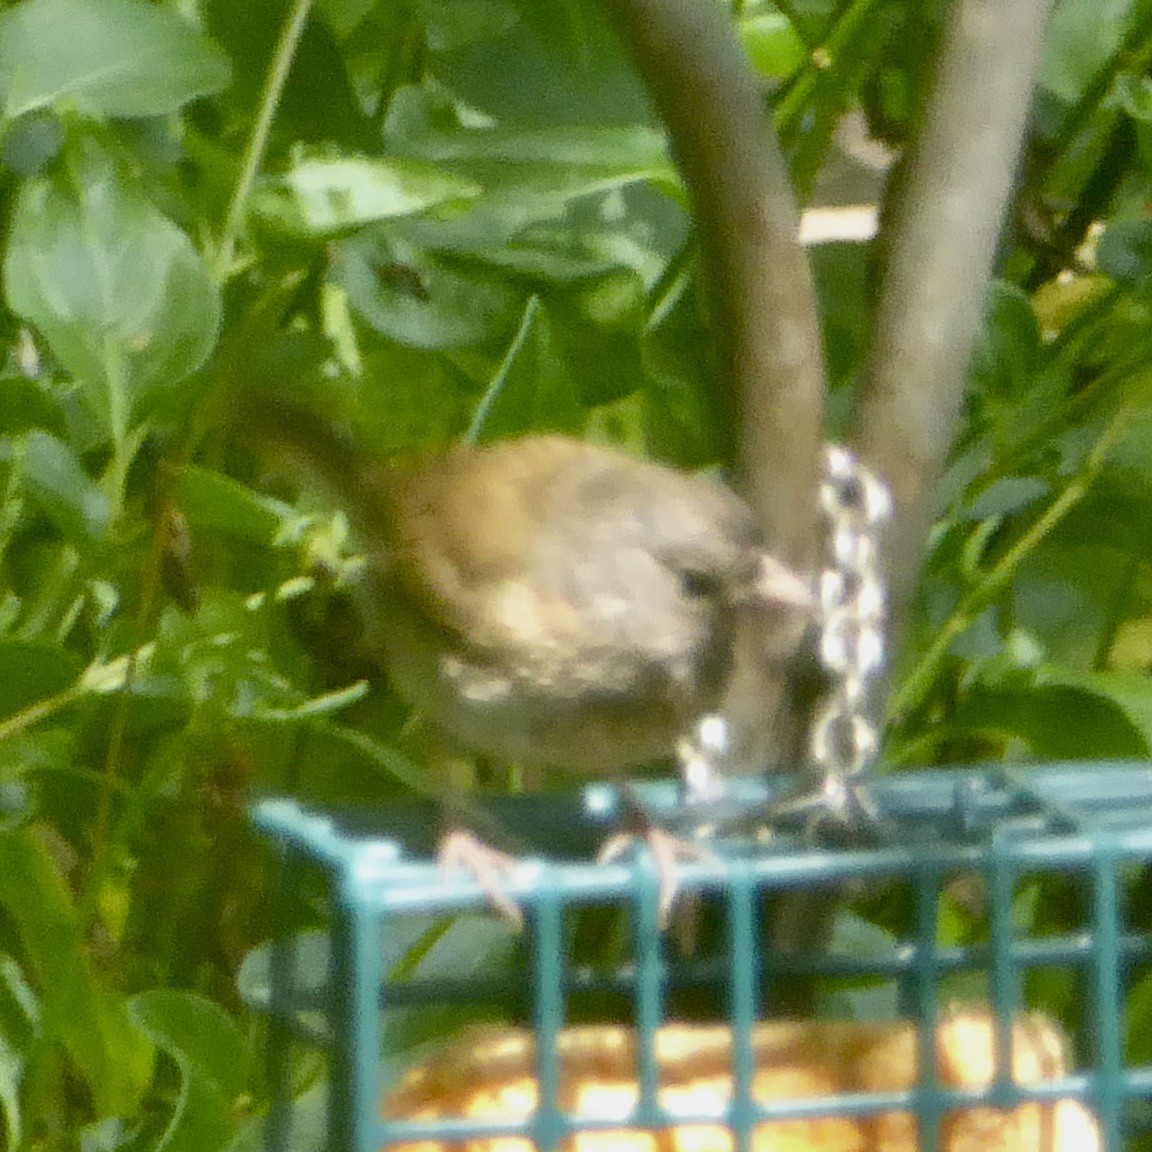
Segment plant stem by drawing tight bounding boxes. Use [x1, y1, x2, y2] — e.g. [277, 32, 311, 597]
[0, 683, 85, 743]
[213, 0, 314, 281]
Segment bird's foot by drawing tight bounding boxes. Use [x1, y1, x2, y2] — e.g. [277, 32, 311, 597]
[757, 772, 884, 847]
[438, 827, 524, 930]
[597, 800, 720, 927]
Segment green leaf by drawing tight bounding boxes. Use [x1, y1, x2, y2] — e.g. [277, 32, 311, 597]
[640, 265, 723, 468]
[0, 0, 231, 120]
[4, 135, 221, 442]
[354, 341, 467, 454]
[317, 0, 381, 38]
[225, 1081, 326, 1152]
[237, 930, 329, 1015]
[419, 0, 519, 52]
[0, 641, 82, 721]
[468, 296, 584, 441]
[0, 956, 38, 1053]
[252, 681, 370, 721]
[1097, 218, 1152, 286]
[392, 3, 649, 131]
[378, 915, 519, 1088]
[964, 476, 1049, 521]
[0, 109, 64, 177]
[401, 121, 671, 172]
[0, 829, 152, 1115]
[0, 375, 67, 438]
[337, 232, 519, 349]
[810, 242, 870, 392]
[19, 430, 110, 542]
[969, 281, 1040, 402]
[1113, 72, 1152, 120]
[237, 915, 517, 1077]
[953, 680, 1148, 759]
[1126, 970, 1152, 1063]
[252, 155, 481, 239]
[79, 1117, 136, 1152]
[737, 12, 806, 81]
[548, 270, 647, 408]
[0, 1030, 23, 1150]
[129, 990, 247, 1152]
[178, 467, 291, 545]
[1044, 669, 1152, 753]
[823, 911, 899, 1020]
[385, 87, 677, 199]
[1039, 0, 1134, 103]
[0, 957, 36, 1149]
[204, 0, 373, 151]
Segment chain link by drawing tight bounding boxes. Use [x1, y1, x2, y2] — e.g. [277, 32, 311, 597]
[678, 444, 891, 824]
[805, 444, 891, 813]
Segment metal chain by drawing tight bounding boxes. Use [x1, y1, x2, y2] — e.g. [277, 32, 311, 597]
[805, 444, 891, 814]
[677, 445, 891, 826]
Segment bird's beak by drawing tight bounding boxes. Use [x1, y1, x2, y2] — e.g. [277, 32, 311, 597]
[754, 554, 814, 610]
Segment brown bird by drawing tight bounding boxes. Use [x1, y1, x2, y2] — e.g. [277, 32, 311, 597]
[249, 409, 812, 921]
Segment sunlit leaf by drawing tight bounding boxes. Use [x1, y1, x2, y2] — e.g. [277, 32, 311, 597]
[252, 155, 481, 239]
[0, 957, 36, 1149]
[1114, 72, 1152, 120]
[4, 135, 220, 442]
[385, 87, 677, 198]
[252, 681, 369, 720]
[0, 0, 231, 119]
[0, 1032, 23, 1150]
[738, 12, 806, 81]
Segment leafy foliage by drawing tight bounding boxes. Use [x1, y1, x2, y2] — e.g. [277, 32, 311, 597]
[0, 0, 1150, 1145]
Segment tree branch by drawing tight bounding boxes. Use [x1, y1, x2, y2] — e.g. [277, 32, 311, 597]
[852, 0, 1056, 659]
[606, 0, 826, 572]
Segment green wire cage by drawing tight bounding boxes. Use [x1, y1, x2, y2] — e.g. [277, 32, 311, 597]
[251, 760, 1152, 1151]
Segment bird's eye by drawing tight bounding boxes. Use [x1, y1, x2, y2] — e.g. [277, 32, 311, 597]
[680, 569, 721, 599]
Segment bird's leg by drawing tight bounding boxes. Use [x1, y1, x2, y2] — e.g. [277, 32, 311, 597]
[430, 746, 527, 929]
[597, 785, 719, 927]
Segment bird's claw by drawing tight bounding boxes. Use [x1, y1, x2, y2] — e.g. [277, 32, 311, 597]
[598, 825, 720, 927]
[438, 828, 524, 930]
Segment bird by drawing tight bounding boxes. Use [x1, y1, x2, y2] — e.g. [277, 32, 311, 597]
[246, 405, 813, 922]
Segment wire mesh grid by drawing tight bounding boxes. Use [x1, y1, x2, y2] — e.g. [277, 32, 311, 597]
[251, 760, 1152, 1152]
